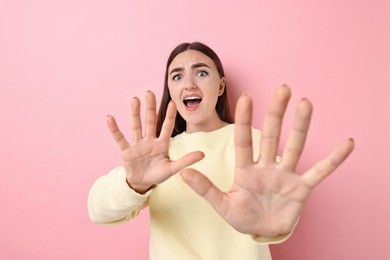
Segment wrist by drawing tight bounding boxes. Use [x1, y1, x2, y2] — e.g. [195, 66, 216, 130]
[126, 179, 153, 194]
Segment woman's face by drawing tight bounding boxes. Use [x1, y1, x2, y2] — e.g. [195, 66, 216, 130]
[168, 50, 226, 133]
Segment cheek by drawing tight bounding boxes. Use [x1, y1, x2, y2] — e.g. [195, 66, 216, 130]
[168, 86, 180, 102]
[209, 85, 221, 100]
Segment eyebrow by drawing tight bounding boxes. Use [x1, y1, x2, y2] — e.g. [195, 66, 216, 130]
[169, 63, 211, 75]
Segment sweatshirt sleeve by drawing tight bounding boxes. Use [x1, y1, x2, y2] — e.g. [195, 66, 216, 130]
[251, 220, 298, 245]
[87, 166, 152, 225]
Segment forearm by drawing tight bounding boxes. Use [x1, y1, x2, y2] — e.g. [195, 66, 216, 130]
[87, 166, 152, 225]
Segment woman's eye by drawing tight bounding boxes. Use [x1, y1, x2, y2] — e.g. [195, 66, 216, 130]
[197, 71, 208, 77]
[172, 75, 181, 81]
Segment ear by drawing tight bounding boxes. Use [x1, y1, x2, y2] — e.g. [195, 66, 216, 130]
[218, 78, 226, 96]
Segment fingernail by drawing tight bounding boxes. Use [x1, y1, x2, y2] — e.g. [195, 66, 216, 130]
[300, 98, 311, 104]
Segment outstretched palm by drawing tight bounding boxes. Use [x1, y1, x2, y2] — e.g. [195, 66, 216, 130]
[181, 86, 354, 237]
[107, 91, 204, 193]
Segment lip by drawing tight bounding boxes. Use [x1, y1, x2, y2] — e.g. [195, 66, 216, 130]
[182, 93, 203, 102]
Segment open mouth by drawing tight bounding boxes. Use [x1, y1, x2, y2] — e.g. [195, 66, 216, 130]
[183, 96, 202, 108]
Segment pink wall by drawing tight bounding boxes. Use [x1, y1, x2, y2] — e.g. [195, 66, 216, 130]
[1, 0, 388, 259]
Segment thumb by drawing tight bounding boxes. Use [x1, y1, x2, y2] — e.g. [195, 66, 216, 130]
[181, 169, 225, 211]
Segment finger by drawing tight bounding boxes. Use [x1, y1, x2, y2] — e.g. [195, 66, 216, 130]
[131, 97, 142, 142]
[106, 115, 130, 150]
[301, 138, 355, 188]
[145, 91, 157, 138]
[170, 151, 205, 174]
[158, 101, 177, 140]
[280, 98, 313, 172]
[234, 93, 254, 168]
[260, 85, 291, 165]
[181, 168, 227, 216]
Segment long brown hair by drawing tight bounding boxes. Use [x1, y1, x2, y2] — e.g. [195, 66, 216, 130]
[156, 42, 233, 137]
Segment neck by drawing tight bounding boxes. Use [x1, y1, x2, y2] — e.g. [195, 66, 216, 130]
[186, 118, 229, 134]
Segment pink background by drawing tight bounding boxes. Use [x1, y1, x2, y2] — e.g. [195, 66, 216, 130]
[1, 0, 389, 259]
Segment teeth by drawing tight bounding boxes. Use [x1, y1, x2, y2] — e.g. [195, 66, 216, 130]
[185, 96, 201, 100]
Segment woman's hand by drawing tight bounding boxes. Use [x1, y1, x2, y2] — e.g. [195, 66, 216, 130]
[181, 85, 354, 237]
[107, 91, 204, 194]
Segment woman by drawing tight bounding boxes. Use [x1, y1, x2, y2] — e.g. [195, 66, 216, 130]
[88, 42, 354, 259]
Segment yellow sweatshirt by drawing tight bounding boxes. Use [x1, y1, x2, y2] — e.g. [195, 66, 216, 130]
[88, 124, 291, 260]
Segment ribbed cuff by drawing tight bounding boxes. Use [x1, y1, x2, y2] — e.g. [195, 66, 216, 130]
[112, 166, 154, 207]
[252, 218, 299, 245]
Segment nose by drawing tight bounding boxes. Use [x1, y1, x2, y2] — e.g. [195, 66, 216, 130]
[183, 76, 197, 90]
